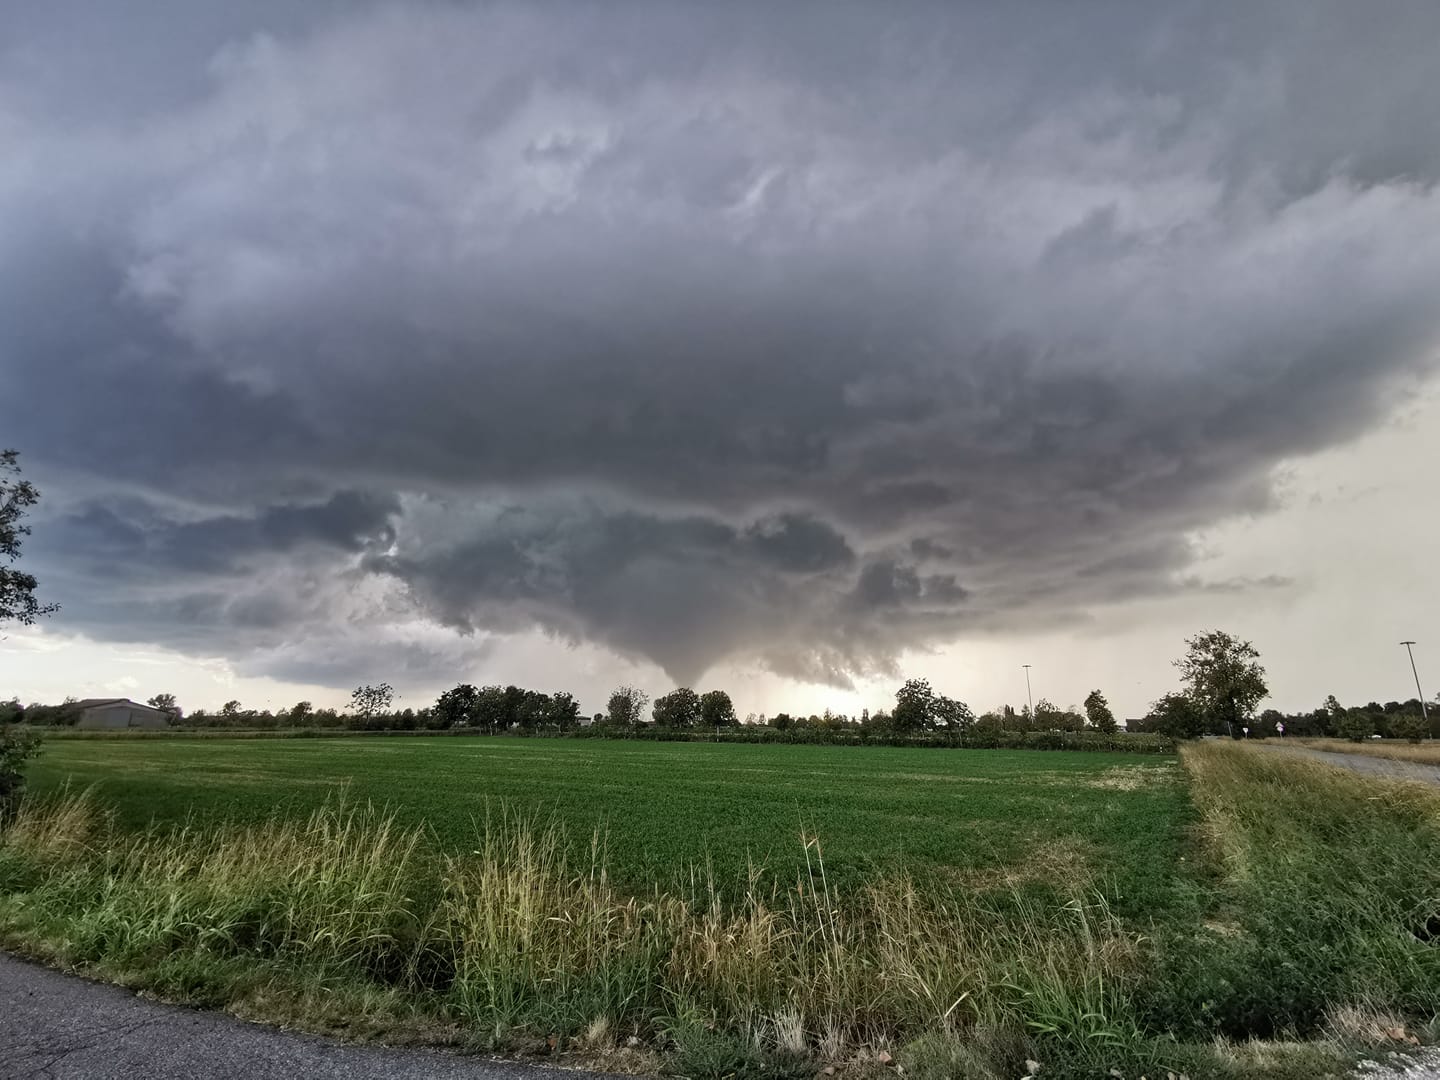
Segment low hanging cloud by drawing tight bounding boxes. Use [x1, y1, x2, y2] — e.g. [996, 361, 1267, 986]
[5, 2, 1440, 690]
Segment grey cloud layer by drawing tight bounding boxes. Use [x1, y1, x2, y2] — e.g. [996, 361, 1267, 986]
[4, 2, 1440, 689]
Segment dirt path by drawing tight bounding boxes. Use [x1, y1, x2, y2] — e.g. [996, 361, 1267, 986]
[0, 952, 629, 1080]
[1260, 743, 1440, 785]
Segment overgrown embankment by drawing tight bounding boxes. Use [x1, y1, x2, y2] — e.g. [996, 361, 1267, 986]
[1153, 743, 1440, 1041]
[32, 725, 1176, 754]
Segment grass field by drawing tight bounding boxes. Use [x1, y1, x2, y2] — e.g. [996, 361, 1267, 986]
[7, 735, 1440, 1078]
[26, 738, 1191, 910]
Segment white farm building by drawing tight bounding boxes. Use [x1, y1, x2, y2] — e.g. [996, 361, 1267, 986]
[73, 698, 172, 730]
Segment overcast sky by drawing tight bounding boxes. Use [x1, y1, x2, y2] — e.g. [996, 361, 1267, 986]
[3, 1, 1439, 720]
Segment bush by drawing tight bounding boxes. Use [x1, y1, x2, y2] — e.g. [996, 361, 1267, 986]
[1334, 710, 1375, 742]
[1389, 713, 1427, 744]
[0, 724, 42, 826]
[570, 724, 1174, 754]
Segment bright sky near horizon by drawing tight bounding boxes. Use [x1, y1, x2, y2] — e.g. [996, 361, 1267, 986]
[3, 2, 1438, 720]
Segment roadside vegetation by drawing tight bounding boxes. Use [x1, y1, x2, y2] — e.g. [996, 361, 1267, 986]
[1158, 743, 1440, 1051]
[0, 723, 42, 826]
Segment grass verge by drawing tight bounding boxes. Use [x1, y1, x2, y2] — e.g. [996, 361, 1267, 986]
[1146, 743, 1440, 1042]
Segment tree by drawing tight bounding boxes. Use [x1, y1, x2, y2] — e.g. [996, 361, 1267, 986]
[893, 678, 937, 733]
[147, 693, 182, 720]
[932, 695, 975, 731]
[288, 700, 314, 725]
[700, 689, 737, 728]
[606, 686, 649, 727]
[547, 691, 581, 731]
[473, 685, 510, 732]
[513, 689, 552, 732]
[0, 722, 42, 825]
[1391, 713, 1427, 744]
[1174, 630, 1268, 737]
[350, 683, 395, 717]
[653, 687, 702, 729]
[861, 708, 893, 732]
[1, 450, 58, 627]
[1335, 709, 1374, 742]
[1148, 691, 1206, 739]
[1033, 697, 1082, 731]
[220, 700, 243, 719]
[1257, 708, 1286, 736]
[1084, 690, 1117, 734]
[500, 685, 529, 729]
[433, 684, 480, 729]
[508, 689, 582, 733]
[975, 710, 1006, 733]
[1319, 695, 1346, 738]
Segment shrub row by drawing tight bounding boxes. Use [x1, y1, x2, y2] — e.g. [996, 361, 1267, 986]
[570, 725, 1176, 753]
[32, 724, 1174, 753]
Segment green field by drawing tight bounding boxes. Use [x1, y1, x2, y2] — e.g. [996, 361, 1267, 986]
[11, 736, 1440, 1078]
[29, 738, 1188, 909]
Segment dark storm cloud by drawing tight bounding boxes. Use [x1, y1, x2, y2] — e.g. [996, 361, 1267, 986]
[32, 492, 407, 682]
[5, 1, 1440, 688]
[362, 503, 860, 683]
[50, 492, 398, 575]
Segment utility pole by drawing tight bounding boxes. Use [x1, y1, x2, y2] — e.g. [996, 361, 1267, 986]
[1401, 641, 1430, 725]
[1022, 664, 1034, 719]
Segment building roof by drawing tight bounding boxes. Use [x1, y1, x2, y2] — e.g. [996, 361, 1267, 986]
[73, 698, 167, 712]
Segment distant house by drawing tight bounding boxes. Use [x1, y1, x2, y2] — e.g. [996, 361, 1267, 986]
[73, 698, 172, 730]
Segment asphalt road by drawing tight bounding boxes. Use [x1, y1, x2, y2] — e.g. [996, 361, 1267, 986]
[1261, 743, 1440, 785]
[0, 953, 628, 1080]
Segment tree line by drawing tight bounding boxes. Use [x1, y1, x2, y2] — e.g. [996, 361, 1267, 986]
[0, 678, 1118, 737]
[4, 628, 1435, 745]
[1130, 692, 1436, 743]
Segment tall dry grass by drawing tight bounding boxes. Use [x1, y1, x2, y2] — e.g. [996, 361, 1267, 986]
[1, 792, 427, 979]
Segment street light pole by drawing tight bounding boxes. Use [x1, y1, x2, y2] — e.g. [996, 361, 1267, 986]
[1022, 664, 1034, 719]
[1401, 641, 1430, 724]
